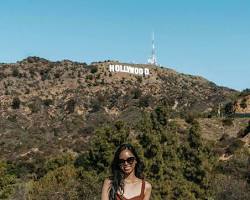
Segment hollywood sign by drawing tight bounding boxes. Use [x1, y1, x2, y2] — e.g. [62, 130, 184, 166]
[109, 64, 150, 76]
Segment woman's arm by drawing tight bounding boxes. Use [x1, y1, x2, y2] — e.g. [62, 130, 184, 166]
[101, 178, 111, 200]
[143, 181, 152, 200]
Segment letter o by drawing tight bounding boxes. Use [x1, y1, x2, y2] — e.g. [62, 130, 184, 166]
[115, 65, 120, 72]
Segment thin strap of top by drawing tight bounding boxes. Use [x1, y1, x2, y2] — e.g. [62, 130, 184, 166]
[140, 179, 145, 197]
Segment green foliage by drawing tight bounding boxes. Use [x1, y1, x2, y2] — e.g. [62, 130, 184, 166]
[244, 120, 250, 136]
[240, 98, 247, 109]
[66, 99, 76, 113]
[224, 102, 235, 116]
[11, 97, 21, 109]
[150, 106, 170, 128]
[40, 69, 50, 81]
[0, 161, 16, 199]
[212, 148, 250, 199]
[45, 153, 75, 173]
[136, 76, 142, 83]
[75, 120, 131, 176]
[226, 139, 245, 154]
[73, 108, 215, 199]
[1, 107, 248, 199]
[222, 118, 234, 126]
[27, 165, 79, 200]
[27, 97, 43, 113]
[131, 87, 142, 99]
[54, 70, 61, 78]
[43, 99, 53, 107]
[211, 175, 250, 200]
[86, 74, 93, 80]
[89, 65, 98, 74]
[139, 95, 151, 108]
[239, 88, 250, 97]
[185, 113, 196, 124]
[12, 67, 20, 77]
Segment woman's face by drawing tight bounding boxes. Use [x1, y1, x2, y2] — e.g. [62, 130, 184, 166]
[118, 149, 137, 175]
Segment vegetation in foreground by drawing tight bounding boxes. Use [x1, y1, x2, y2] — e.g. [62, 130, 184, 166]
[0, 107, 249, 200]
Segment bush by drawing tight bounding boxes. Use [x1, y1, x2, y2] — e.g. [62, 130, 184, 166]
[11, 97, 21, 109]
[136, 76, 142, 83]
[54, 71, 61, 79]
[139, 95, 151, 107]
[185, 113, 195, 124]
[239, 88, 250, 97]
[90, 66, 98, 74]
[131, 88, 142, 99]
[28, 98, 42, 113]
[238, 120, 250, 138]
[90, 99, 101, 113]
[40, 69, 50, 81]
[222, 118, 233, 126]
[0, 161, 16, 199]
[224, 102, 235, 116]
[66, 99, 76, 113]
[226, 139, 245, 154]
[43, 99, 53, 107]
[12, 67, 19, 77]
[240, 98, 247, 109]
[27, 165, 79, 200]
[211, 175, 250, 200]
[86, 74, 93, 80]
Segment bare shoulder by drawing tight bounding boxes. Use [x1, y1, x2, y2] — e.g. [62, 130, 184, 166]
[144, 180, 152, 190]
[102, 178, 112, 199]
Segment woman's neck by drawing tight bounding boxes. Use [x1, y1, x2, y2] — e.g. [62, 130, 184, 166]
[123, 172, 139, 183]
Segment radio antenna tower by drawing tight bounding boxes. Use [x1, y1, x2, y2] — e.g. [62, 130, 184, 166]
[148, 32, 157, 65]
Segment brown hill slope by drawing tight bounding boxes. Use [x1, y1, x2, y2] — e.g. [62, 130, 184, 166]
[0, 56, 240, 160]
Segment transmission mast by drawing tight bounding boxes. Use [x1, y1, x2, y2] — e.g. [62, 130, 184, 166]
[148, 32, 157, 65]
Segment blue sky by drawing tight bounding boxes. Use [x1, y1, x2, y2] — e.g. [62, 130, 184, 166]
[0, 0, 249, 91]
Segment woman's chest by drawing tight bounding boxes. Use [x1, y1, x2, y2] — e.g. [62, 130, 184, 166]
[118, 183, 142, 199]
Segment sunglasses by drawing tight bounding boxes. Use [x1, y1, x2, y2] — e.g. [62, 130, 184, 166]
[118, 157, 136, 166]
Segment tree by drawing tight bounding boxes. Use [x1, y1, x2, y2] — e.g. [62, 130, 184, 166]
[224, 102, 235, 116]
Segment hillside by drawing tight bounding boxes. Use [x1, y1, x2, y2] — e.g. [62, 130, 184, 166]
[0, 56, 240, 160]
[0, 57, 249, 200]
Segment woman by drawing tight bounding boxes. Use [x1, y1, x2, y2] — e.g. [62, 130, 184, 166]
[101, 143, 152, 200]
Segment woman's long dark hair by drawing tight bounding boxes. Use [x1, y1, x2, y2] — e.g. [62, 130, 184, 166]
[109, 143, 144, 200]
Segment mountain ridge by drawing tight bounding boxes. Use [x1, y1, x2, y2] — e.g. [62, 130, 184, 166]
[0, 56, 243, 161]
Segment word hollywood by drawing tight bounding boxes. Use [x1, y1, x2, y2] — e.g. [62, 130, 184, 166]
[109, 64, 150, 76]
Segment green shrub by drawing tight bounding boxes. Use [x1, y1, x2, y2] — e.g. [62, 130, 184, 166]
[185, 113, 195, 124]
[224, 102, 235, 116]
[66, 99, 76, 113]
[240, 98, 247, 109]
[43, 99, 53, 107]
[11, 97, 21, 109]
[12, 67, 19, 77]
[0, 161, 16, 199]
[86, 74, 93, 80]
[28, 98, 42, 113]
[226, 139, 245, 154]
[131, 88, 142, 99]
[222, 118, 233, 126]
[139, 95, 151, 107]
[90, 65, 98, 74]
